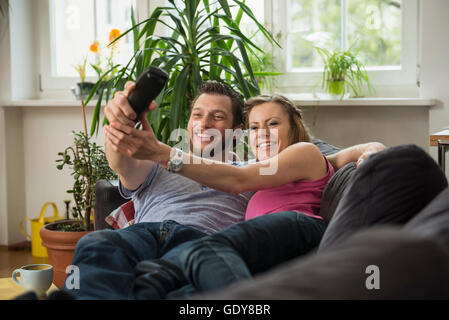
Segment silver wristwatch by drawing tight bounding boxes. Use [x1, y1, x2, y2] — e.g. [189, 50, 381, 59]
[167, 148, 184, 173]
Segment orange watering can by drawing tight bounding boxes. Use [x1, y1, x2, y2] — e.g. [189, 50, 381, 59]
[19, 202, 61, 257]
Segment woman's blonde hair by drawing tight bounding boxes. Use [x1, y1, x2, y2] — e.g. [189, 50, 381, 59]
[244, 94, 311, 144]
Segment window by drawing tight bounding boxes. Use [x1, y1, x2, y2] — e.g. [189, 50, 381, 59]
[38, 0, 150, 93]
[268, 0, 419, 95]
[287, 0, 401, 70]
[51, 0, 136, 77]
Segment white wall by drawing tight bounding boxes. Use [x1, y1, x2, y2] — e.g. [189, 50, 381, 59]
[301, 105, 429, 150]
[420, 0, 449, 170]
[22, 107, 105, 229]
[0, 0, 39, 245]
[1, 104, 105, 245]
[0, 3, 13, 245]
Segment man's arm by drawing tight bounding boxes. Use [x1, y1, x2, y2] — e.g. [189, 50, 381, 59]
[327, 142, 386, 171]
[104, 81, 155, 191]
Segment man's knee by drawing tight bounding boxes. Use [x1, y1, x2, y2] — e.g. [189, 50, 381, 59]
[75, 230, 117, 251]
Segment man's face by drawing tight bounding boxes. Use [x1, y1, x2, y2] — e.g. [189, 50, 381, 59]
[187, 93, 235, 157]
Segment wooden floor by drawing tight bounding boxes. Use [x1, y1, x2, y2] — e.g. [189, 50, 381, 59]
[0, 242, 49, 278]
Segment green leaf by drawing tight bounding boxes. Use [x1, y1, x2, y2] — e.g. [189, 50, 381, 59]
[90, 89, 104, 136]
[170, 65, 191, 131]
[217, 0, 232, 17]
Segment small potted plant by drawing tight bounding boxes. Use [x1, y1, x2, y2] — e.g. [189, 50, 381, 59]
[315, 46, 373, 99]
[72, 57, 96, 100]
[40, 96, 117, 288]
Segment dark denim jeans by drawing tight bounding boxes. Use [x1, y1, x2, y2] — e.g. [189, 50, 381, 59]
[131, 211, 326, 299]
[64, 220, 205, 299]
[181, 211, 326, 293]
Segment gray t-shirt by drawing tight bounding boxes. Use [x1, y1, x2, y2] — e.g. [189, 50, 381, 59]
[119, 162, 255, 235]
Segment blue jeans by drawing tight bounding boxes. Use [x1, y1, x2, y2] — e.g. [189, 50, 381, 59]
[64, 220, 205, 299]
[181, 211, 326, 292]
[131, 211, 326, 299]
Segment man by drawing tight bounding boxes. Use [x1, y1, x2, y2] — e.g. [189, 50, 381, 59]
[66, 80, 384, 299]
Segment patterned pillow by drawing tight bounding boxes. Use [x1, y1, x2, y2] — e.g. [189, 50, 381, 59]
[105, 200, 135, 229]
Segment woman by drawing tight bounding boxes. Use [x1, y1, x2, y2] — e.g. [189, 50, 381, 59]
[131, 94, 335, 299]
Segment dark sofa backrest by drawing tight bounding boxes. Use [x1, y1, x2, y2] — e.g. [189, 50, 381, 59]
[319, 162, 357, 223]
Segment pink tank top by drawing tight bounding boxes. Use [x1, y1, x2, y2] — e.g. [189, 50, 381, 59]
[245, 156, 335, 221]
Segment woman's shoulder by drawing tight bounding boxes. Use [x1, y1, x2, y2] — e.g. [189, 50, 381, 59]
[281, 142, 328, 181]
[284, 141, 323, 157]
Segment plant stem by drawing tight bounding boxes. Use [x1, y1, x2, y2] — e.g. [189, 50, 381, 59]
[81, 99, 93, 230]
[81, 100, 88, 138]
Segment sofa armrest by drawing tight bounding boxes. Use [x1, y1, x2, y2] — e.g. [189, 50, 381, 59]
[94, 179, 129, 230]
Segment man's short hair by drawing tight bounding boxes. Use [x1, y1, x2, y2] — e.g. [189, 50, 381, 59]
[190, 81, 244, 128]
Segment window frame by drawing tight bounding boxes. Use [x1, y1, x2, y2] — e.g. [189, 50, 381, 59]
[267, 0, 420, 96]
[37, 0, 419, 97]
[37, 0, 153, 93]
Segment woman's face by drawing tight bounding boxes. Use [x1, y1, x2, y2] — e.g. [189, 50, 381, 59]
[248, 102, 292, 161]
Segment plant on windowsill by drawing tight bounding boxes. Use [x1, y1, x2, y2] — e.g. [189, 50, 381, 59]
[71, 29, 122, 101]
[71, 57, 96, 101]
[86, 0, 281, 141]
[315, 46, 373, 99]
[40, 89, 117, 288]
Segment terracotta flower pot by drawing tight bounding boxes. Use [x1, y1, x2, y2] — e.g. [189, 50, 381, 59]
[40, 220, 90, 288]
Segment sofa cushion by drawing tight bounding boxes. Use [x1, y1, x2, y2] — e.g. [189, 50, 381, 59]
[312, 137, 340, 156]
[319, 162, 357, 223]
[319, 144, 448, 251]
[197, 226, 449, 299]
[404, 186, 449, 245]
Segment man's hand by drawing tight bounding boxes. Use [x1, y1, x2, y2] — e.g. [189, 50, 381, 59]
[327, 142, 386, 171]
[104, 81, 138, 127]
[105, 106, 169, 164]
[355, 142, 386, 167]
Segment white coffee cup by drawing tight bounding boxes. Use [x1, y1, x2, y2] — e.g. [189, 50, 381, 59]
[12, 264, 53, 297]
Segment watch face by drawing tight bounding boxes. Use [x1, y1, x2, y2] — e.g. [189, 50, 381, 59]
[168, 148, 183, 172]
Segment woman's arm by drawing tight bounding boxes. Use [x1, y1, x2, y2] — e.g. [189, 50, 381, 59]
[177, 142, 328, 194]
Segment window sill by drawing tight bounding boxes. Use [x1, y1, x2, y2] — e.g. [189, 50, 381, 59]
[1, 96, 436, 109]
[2, 99, 102, 108]
[285, 94, 436, 107]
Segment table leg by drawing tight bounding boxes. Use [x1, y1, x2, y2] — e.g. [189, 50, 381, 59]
[437, 140, 449, 173]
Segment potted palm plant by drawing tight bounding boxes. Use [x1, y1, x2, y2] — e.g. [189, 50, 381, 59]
[315, 46, 373, 99]
[40, 99, 117, 288]
[85, 0, 281, 142]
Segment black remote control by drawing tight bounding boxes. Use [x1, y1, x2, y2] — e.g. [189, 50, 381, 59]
[128, 66, 169, 121]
